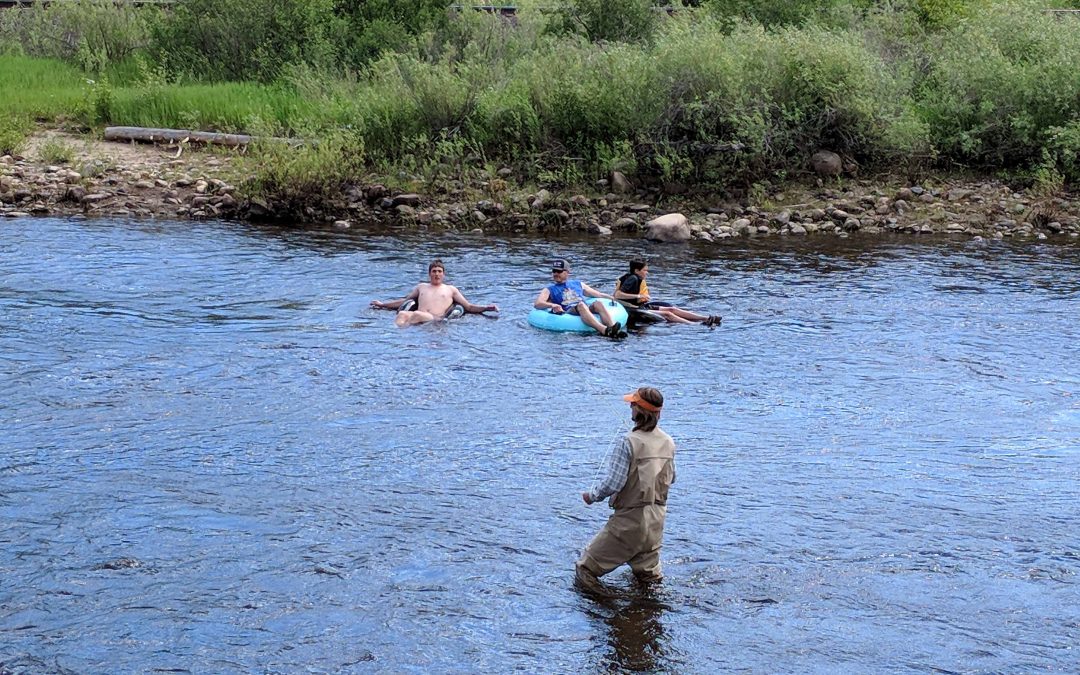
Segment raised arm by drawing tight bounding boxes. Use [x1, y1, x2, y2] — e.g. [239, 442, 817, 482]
[370, 285, 420, 310]
[451, 286, 498, 314]
[534, 287, 564, 313]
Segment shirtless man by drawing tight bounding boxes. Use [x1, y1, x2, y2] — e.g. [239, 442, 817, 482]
[370, 259, 499, 326]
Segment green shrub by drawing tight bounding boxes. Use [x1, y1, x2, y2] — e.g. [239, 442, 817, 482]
[150, 0, 343, 82]
[917, 0, 1080, 173]
[548, 0, 659, 44]
[243, 132, 366, 219]
[637, 17, 922, 183]
[0, 116, 31, 156]
[1045, 121, 1080, 181]
[704, 0, 859, 29]
[38, 137, 75, 164]
[0, 1, 159, 73]
[334, 0, 450, 68]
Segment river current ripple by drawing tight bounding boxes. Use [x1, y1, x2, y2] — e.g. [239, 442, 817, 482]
[1, 218, 1078, 673]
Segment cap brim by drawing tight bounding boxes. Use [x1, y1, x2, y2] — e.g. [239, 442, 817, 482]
[623, 391, 661, 412]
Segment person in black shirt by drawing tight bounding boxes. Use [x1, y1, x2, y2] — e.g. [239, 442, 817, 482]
[614, 260, 721, 326]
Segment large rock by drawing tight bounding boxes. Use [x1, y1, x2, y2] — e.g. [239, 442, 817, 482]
[644, 213, 691, 243]
[811, 150, 843, 177]
[392, 193, 421, 208]
[610, 171, 633, 194]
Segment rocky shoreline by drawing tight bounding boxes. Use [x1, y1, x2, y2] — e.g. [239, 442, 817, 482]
[4, 131, 1079, 242]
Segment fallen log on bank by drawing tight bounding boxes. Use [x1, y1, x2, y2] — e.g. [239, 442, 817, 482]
[104, 126, 256, 147]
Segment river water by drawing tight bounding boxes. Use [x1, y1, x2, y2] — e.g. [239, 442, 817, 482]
[1, 217, 1077, 673]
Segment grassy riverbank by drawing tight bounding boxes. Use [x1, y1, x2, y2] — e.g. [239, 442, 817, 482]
[2, 0, 1080, 219]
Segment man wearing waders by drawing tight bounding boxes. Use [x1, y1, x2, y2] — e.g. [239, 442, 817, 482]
[576, 387, 676, 594]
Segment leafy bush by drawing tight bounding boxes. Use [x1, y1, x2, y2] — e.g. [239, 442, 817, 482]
[150, 0, 343, 82]
[916, 0, 1080, 174]
[243, 132, 366, 219]
[548, 0, 659, 44]
[704, 0, 859, 29]
[333, 0, 451, 68]
[0, 1, 159, 73]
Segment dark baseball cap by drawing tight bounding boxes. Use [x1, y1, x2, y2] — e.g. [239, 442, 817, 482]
[551, 258, 569, 271]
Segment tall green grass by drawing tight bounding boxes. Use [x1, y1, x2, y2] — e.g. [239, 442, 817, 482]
[0, 55, 317, 133]
[0, 55, 86, 120]
[109, 83, 319, 133]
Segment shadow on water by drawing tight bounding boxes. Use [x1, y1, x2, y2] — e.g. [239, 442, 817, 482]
[580, 582, 678, 673]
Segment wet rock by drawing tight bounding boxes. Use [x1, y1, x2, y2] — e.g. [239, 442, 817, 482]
[80, 193, 110, 204]
[790, 223, 807, 235]
[333, 220, 351, 229]
[645, 213, 691, 243]
[613, 217, 638, 230]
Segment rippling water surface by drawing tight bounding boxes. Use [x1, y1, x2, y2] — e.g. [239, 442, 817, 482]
[2, 217, 1078, 673]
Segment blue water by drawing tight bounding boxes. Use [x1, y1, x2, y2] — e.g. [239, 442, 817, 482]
[1, 217, 1078, 673]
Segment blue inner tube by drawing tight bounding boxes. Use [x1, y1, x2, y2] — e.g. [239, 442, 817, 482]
[528, 300, 629, 333]
[399, 299, 465, 320]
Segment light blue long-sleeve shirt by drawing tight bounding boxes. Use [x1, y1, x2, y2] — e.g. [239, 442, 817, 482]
[588, 436, 632, 505]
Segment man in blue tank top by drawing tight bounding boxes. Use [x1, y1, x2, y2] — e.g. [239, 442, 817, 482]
[534, 259, 625, 338]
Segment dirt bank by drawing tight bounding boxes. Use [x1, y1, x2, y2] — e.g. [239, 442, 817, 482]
[4, 130, 1079, 242]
